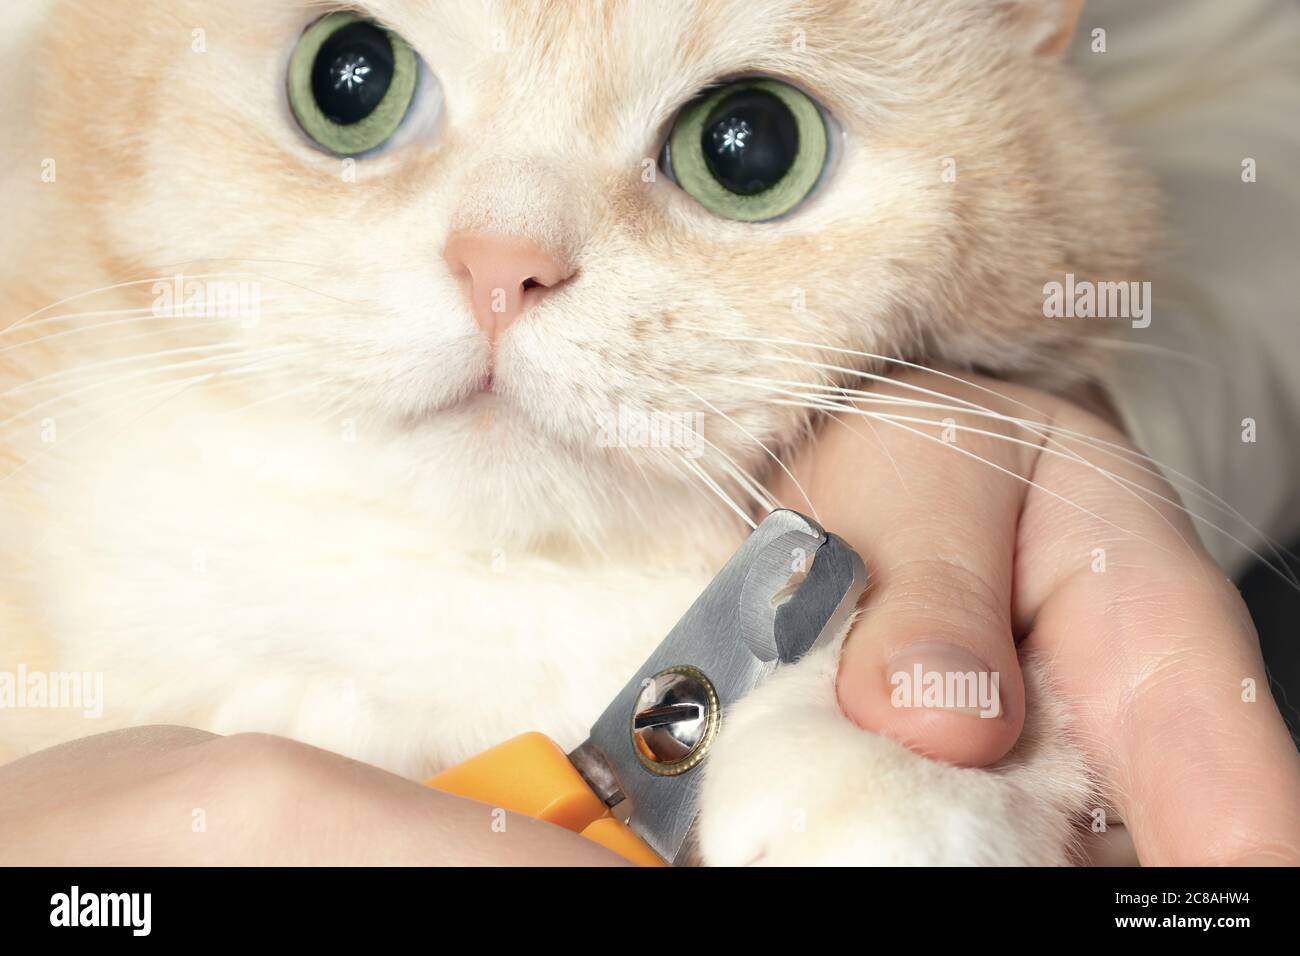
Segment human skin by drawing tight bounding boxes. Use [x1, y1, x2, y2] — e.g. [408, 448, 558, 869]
[0, 726, 625, 865]
[772, 369, 1300, 865]
[2, 370, 1296, 866]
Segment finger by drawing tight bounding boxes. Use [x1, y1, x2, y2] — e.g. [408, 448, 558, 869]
[1016, 401, 1300, 864]
[771, 388, 1032, 767]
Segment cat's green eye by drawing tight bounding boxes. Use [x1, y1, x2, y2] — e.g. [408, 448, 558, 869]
[664, 78, 828, 222]
[288, 12, 418, 156]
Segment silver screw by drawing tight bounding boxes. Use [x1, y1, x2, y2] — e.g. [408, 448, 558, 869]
[631, 666, 718, 774]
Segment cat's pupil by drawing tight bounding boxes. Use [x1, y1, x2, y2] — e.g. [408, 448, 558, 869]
[310, 22, 396, 126]
[701, 89, 799, 196]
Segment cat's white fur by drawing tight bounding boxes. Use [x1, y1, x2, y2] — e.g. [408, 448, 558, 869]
[699, 638, 1090, 865]
[0, 0, 1145, 864]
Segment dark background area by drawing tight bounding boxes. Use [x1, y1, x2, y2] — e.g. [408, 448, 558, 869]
[1243, 553, 1300, 746]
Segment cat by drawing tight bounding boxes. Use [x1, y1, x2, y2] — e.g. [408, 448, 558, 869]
[0, 0, 1151, 864]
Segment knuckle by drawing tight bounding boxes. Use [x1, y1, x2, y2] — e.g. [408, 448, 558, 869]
[190, 733, 317, 841]
[885, 554, 1009, 636]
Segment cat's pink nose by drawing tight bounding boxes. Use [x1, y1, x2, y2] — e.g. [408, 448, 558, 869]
[442, 233, 573, 343]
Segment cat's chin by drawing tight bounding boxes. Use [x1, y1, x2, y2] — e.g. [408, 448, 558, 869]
[372, 396, 746, 561]
[397, 388, 554, 451]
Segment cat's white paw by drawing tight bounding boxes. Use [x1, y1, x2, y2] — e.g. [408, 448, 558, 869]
[696, 643, 1091, 866]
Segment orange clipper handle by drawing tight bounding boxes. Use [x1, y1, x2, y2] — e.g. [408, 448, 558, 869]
[425, 732, 665, 867]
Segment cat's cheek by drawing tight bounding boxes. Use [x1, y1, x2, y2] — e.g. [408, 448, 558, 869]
[695, 644, 1093, 866]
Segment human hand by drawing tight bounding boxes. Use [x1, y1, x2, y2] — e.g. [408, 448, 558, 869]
[0, 726, 625, 866]
[768, 367, 1300, 865]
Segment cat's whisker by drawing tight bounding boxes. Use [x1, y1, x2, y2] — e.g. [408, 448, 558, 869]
[996, 412, 1300, 574]
[763, 382, 1300, 588]
[710, 334, 1300, 584]
[779, 373, 1300, 584]
[0, 354, 316, 487]
[625, 446, 683, 537]
[671, 450, 757, 531]
[727, 374, 977, 410]
[774, 354, 920, 497]
[595, 455, 670, 561]
[744, 342, 1211, 502]
[2, 272, 286, 337]
[690, 434, 780, 516]
[1085, 336, 1218, 369]
[0, 344, 315, 431]
[590, 446, 658, 541]
[754, 387, 1175, 560]
[1, 314, 253, 362]
[0, 374, 222, 488]
[758, 350, 1002, 413]
[675, 382, 817, 523]
[2, 331, 361, 400]
[735, 371, 1202, 503]
[0, 342, 290, 406]
[716, 459, 780, 516]
[864, 410, 1276, 575]
[679, 324, 1062, 422]
[10, 304, 181, 331]
[0, 295, 321, 348]
[0, 355, 312, 441]
[139, 257, 406, 304]
[827, 397, 918, 499]
[144, 255, 360, 274]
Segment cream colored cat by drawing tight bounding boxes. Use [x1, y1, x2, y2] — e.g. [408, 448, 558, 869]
[0, 0, 1149, 863]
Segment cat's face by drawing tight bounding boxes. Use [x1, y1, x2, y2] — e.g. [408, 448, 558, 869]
[21, 0, 1142, 544]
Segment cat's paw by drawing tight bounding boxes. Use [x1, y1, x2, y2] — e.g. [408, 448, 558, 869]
[695, 644, 1091, 865]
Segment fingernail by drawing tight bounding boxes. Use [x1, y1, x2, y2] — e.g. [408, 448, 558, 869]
[885, 641, 1002, 718]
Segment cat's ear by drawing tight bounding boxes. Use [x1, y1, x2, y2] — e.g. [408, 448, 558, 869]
[997, 0, 1085, 57]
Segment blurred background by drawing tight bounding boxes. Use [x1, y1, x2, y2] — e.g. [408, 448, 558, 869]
[1071, 0, 1300, 743]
